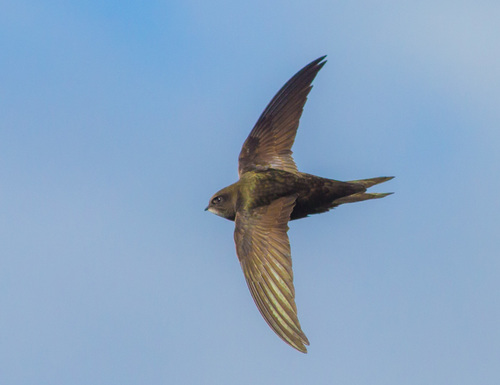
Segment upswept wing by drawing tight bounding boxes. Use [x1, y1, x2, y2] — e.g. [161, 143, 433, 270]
[238, 56, 327, 177]
[234, 195, 309, 353]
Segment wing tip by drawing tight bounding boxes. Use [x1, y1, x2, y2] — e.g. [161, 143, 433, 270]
[312, 55, 327, 70]
[318, 54, 327, 62]
[293, 336, 310, 354]
[304, 55, 328, 74]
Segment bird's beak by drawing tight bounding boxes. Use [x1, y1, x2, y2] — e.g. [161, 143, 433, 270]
[204, 206, 209, 211]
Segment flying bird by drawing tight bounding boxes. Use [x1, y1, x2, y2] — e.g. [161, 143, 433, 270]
[206, 56, 393, 353]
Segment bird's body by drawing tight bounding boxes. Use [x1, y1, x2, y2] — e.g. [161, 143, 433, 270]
[206, 56, 393, 353]
[211, 169, 391, 221]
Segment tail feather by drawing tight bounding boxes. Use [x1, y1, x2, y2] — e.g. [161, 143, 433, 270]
[348, 176, 394, 188]
[332, 192, 393, 205]
[331, 176, 394, 207]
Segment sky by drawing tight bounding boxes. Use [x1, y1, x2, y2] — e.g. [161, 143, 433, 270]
[1, 1, 500, 384]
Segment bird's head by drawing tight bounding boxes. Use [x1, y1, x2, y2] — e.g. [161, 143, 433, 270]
[205, 184, 238, 221]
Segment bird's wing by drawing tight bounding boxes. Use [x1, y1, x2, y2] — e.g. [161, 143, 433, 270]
[234, 195, 309, 353]
[238, 56, 327, 177]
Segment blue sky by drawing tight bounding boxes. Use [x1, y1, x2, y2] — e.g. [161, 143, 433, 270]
[1, 1, 499, 384]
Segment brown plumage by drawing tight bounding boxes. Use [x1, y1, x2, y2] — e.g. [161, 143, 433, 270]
[206, 56, 393, 353]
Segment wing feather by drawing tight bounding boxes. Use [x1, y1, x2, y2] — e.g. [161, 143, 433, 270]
[234, 195, 309, 353]
[238, 56, 327, 176]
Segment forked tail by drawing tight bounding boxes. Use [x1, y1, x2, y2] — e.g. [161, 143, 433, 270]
[331, 176, 394, 206]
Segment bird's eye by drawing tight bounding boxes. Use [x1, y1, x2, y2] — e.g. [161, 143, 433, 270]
[212, 196, 223, 205]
